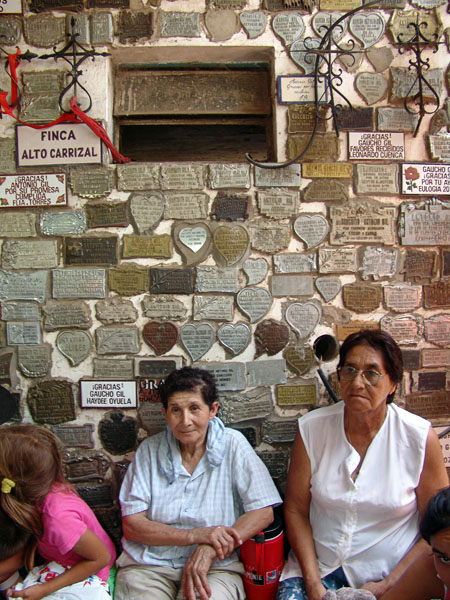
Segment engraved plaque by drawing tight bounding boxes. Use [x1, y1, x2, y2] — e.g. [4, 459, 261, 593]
[355, 72, 388, 105]
[109, 266, 148, 296]
[63, 450, 111, 482]
[384, 284, 422, 313]
[43, 301, 91, 331]
[0, 213, 36, 238]
[122, 234, 171, 259]
[209, 164, 250, 189]
[219, 388, 272, 424]
[320, 245, 361, 273]
[303, 179, 348, 203]
[174, 223, 211, 266]
[213, 224, 249, 267]
[57, 330, 92, 366]
[257, 191, 298, 219]
[360, 246, 399, 280]
[336, 107, 373, 130]
[366, 46, 394, 73]
[24, 15, 66, 47]
[96, 327, 140, 354]
[349, 11, 385, 48]
[424, 314, 450, 347]
[422, 348, 450, 368]
[70, 167, 113, 198]
[18, 344, 51, 378]
[53, 269, 105, 299]
[210, 193, 249, 222]
[277, 381, 317, 406]
[243, 258, 268, 285]
[91, 12, 114, 44]
[271, 275, 314, 297]
[342, 283, 382, 313]
[255, 319, 289, 357]
[164, 193, 209, 220]
[412, 371, 446, 392]
[160, 12, 200, 37]
[99, 411, 137, 455]
[247, 359, 286, 386]
[288, 105, 327, 134]
[117, 163, 160, 191]
[294, 213, 329, 248]
[0, 354, 13, 387]
[240, 11, 266, 38]
[129, 192, 165, 234]
[138, 400, 166, 435]
[429, 134, 450, 162]
[390, 67, 442, 102]
[118, 11, 152, 43]
[143, 321, 178, 355]
[312, 11, 347, 41]
[399, 200, 450, 245]
[141, 295, 187, 321]
[302, 163, 353, 178]
[315, 276, 341, 302]
[272, 12, 305, 45]
[193, 296, 233, 321]
[27, 380, 75, 424]
[0, 385, 19, 422]
[217, 322, 251, 356]
[232, 426, 257, 447]
[288, 134, 340, 161]
[0, 270, 47, 303]
[160, 164, 205, 190]
[0, 18, 21, 43]
[137, 357, 182, 378]
[424, 282, 450, 308]
[151, 268, 194, 295]
[180, 323, 215, 361]
[195, 266, 239, 293]
[64, 237, 117, 266]
[138, 377, 161, 404]
[95, 298, 137, 324]
[204, 9, 239, 42]
[289, 38, 323, 75]
[41, 211, 86, 236]
[7, 322, 41, 346]
[284, 344, 315, 375]
[354, 164, 399, 195]
[249, 222, 290, 253]
[52, 424, 95, 449]
[2, 302, 40, 321]
[2, 240, 58, 270]
[380, 313, 423, 345]
[388, 9, 443, 44]
[86, 202, 128, 229]
[336, 321, 379, 341]
[256, 449, 289, 489]
[254, 164, 301, 188]
[77, 483, 114, 509]
[262, 418, 298, 444]
[237, 287, 272, 323]
[286, 301, 321, 339]
[0, 139, 16, 173]
[402, 249, 437, 281]
[329, 203, 395, 245]
[93, 359, 134, 379]
[199, 363, 246, 391]
[442, 249, 450, 278]
[405, 391, 450, 423]
[402, 349, 421, 371]
[273, 253, 316, 274]
[377, 107, 419, 132]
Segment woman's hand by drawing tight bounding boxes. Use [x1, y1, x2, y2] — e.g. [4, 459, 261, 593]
[7, 583, 47, 600]
[181, 544, 216, 600]
[305, 581, 328, 600]
[190, 526, 242, 560]
[360, 581, 388, 598]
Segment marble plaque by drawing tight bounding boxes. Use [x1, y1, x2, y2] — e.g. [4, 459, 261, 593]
[287, 134, 340, 161]
[118, 11, 152, 43]
[355, 72, 388, 105]
[249, 222, 290, 253]
[254, 165, 301, 188]
[52, 424, 95, 449]
[0, 139, 16, 173]
[402, 349, 421, 370]
[20, 93, 60, 124]
[243, 258, 268, 286]
[7, 322, 41, 346]
[272, 12, 305, 45]
[294, 213, 329, 248]
[164, 193, 209, 220]
[406, 391, 450, 423]
[180, 323, 215, 362]
[0, 18, 21, 44]
[288, 105, 327, 134]
[424, 282, 450, 308]
[289, 38, 323, 75]
[315, 276, 341, 301]
[303, 179, 348, 203]
[422, 348, 450, 368]
[0, 213, 36, 238]
[237, 287, 272, 323]
[0, 270, 47, 303]
[286, 301, 321, 338]
[384, 284, 422, 313]
[217, 323, 251, 356]
[2, 302, 40, 322]
[57, 330, 92, 366]
[424, 314, 450, 347]
[377, 107, 419, 132]
[27, 380, 75, 424]
[174, 223, 211, 264]
[143, 321, 178, 355]
[141, 295, 187, 321]
[273, 253, 316, 273]
[257, 191, 298, 219]
[210, 193, 249, 221]
[390, 67, 442, 102]
[93, 359, 134, 379]
[277, 381, 317, 407]
[122, 234, 171, 259]
[2, 240, 58, 270]
[271, 275, 314, 297]
[246, 359, 286, 387]
[380, 313, 423, 345]
[129, 192, 165, 234]
[342, 283, 382, 313]
[402, 249, 437, 281]
[195, 266, 239, 293]
[43, 301, 91, 331]
[388, 9, 443, 44]
[70, 168, 112, 198]
[199, 363, 246, 392]
[160, 12, 200, 37]
[85, 202, 128, 229]
[109, 266, 148, 296]
[255, 319, 289, 357]
[284, 344, 315, 375]
[429, 134, 450, 162]
[219, 388, 272, 424]
[160, 164, 205, 190]
[95, 298, 137, 324]
[213, 225, 249, 267]
[209, 164, 251, 189]
[360, 246, 398, 280]
[41, 211, 86, 236]
[91, 13, 114, 44]
[150, 268, 194, 294]
[240, 11, 266, 38]
[96, 327, 139, 354]
[354, 163, 399, 195]
[64, 237, 117, 266]
[329, 203, 395, 245]
[262, 418, 298, 444]
[24, 15, 66, 47]
[318, 247, 358, 273]
[193, 296, 233, 321]
[117, 163, 160, 191]
[99, 411, 137, 455]
[335, 107, 373, 130]
[17, 345, 51, 378]
[302, 163, 353, 178]
[349, 11, 385, 48]
[399, 200, 450, 245]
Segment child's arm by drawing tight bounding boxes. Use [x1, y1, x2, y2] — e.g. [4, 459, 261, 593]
[9, 529, 111, 600]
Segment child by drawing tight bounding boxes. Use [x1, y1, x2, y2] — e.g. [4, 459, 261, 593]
[0, 506, 33, 600]
[0, 424, 116, 600]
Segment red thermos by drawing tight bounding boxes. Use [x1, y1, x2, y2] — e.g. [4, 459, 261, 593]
[240, 515, 284, 600]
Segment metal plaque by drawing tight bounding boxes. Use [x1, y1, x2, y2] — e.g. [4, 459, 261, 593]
[312, 11, 347, 40]
[63, 450, 111, 482]
[2, 302, 40, 321]
[384, 284, 422, 313]
[160, 11, 200, 37]
[424, 314, 450, 347]
[336, 321, 379, 340]
[17, 344, 51, 378]
[302, 163, 353, 178]
[262, 418, 298, 444]
[217, 322, 251, 356]
[41, 211, 86, 236]
[193, 296, 233, 321]
[118, 11, 152, 43]
[302, 179, 348, 203]
[277, 381, 317, 406]
[96, 327, 140, 354]
[349, 133, 404, 161]
[273, 253, 316, 273]
[80, 380, 137, 409]
[93, 359, 134, 379]
[366, 46, 394, 73]
[209, 163, 251, 189]
[380, 313, 423, 345]
[0, 138, 16, 172]
[360, 246, 399, 280]
[76, 482, 114, 509]
[137, 356, 182, 378]
[294, 213, 329, 248]
[129, 191, 164, 234]
[424, 282, 450, 308]
[246, 358, 286, 387]
[388, 9, 443, 43]
[402, 249, 438, 281]
[399, 200, 450, 245]
[143, 321, 178, 355]
[43, 301, 91, 331]
[377, 107, 419, 132]
[289, 37, 323, 74]
[342, 283, 382, 313]
[232, 425, 257, 447]
[0, 352, 14, 387]
[318, 247, 358, 273]
[204, 9, 239, 42]
[108, 265, 148, 296]
[288, 105, 327, 133]
[64, 236, 117, 266]
[150, 267, 194, 295]
[86, 202, 128, 229]
[391, 66, 442, 103]
[117, 163, 160, 191]
[27, 380, 75, 424]
[422, 348, 450, 368]
[237, 287, 272, 323]
[315, 276, 341, 301]
[7, 322, 41, 345]
[255, 319, 289, 357]
[285, 301, 321, 338]
[0, 17, 21, 41]
[402, 349, 421, 371]
[257, 191, 298, 219]
[2, 240, 58, 270]
[249, 222, 290, 253]
[412, 371, 447, 392]
[240, 11, 266, 38]
[95, 298, 137, 324]
[287, 134, 340, 161]
[271, 274, 314, 297]
[272, 12, 305, 44]
[429, 134, 450, 162]
[70, 167, 112, 198]
[122, 234, 171, 259]
[180, 323, 215, 361]
[24, 15, 66, 47]
[91, 12, 114, 44]
[88, 0, 127, 8]
[349, 11, 385, 47]
[99, 411, 137, 455]
[52, 424, 95, 449]
[243, 258, 268, 285]
[138, 401, 166, 435]
[160, 164, 205, 190]
[256, 449, 289, 490]
[354, 163, 399, 195]
[195, 266, 239, 293]
[284, 344, 315, 375]
[57, 330, 92, 366]
[141, 295, 187, 321]
[355, 72, 388, 105]
[178, 224, 208, 253]
[401, 164, 450, 196]
[212, 224, 249, 267]
[329, 203, 395, 245]
[219, 388, 272, 424]
[405, 391, 449, 423]
[254, 164, 301, 188]
[164, 193, 209, 220]
[199, 362, 246, 391]
[0, 213, 35, 238]
[0, 270, 47, 303]
[174, 223, 211, 266]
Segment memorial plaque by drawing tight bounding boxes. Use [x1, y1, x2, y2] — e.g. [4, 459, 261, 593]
[303, 179, 348, 203]
[2, 240, 58, 270]
[24, 15, 66, 47]
[257, 191, 298, 219]
[271, 274, 314, 297]
[164, 193, 209, 220]
[312, 11, 346, 41]
[57, 330, 92, 366]
[199, 363, 246, 391]
[384, 284, 422, 313]
[354, 163, 399, 195]
[399, 200, 450, 245]
[286, 301, 321, 338]
[204, 9, 239, 42]
[41, 211, 86, 236]
[160, 164, 205, 190]
[377, 107, 419, 132]
[255, 319, 289, 357]
[320, 0, 361, 9]
[302, 163, 353, 178]
[288, 134, 340, 161]
[80, 380, 137, 409]
[337, 41, 363, 73]
[277, 381, 317, 407]
[219, 388, 272, 424]
[246, 358, 287, 387]
[43, 301, 92, 331]
[86, 202, 128, 229]
[388, 9, 443, 44]
[138, 401, 166, 435]
[63, 450, 111, 482]
[160, 12, 200, 37]
[237, 287, 272, 323]
[360, 246, 399, 280]
[0, 139, 15, 173]
[88, 0, 127, 8]
[401, 348, 421, 371]
[0, 18, 21, 43]
[137, 356, 182, 378]
[429, 134, 450, 162]
[243, 258, 268, 285]
[254, 164, 301, 188]
[173, 223, 211, 266]
[355, 72, 388, 105]
[274, 253, 316, 274]
[129, 192, 165, 234]
[240, 11, 266, 38]
[272, 12, 305, 45]
[6, 322, 41, 346]
[178, 225, 208, 253]
[118, 11, 152, 43]
[195, 266, 239, 293]
[213, 224, 249, 267]
[143, 321, 178, 355]
[0, 270, 47, 303]
[141, 295, 187, 321]
[93, 359, 134, 379]
[284, 344, 315, 375]
[336, 321, 379, 341]
[380, 313, 423, 345]
[193, 296, 233, 321]
[95, 298, 137, 324]
[390, 67, 442, 102]
[150, 268, 194, 295]
[117, 163, 160, 191]
[91, 13, 114, 44]
[64, 237, 117, 266]
[17, 344, 51, 378]
[256, 449, 289, 489]
[217, 322, 251, 356]
[0, 173, 67, 209]
[210, 193, 249, 222]
[2, 302, 40, 322]
[335, 107, 373, 130]
[424, 282, 450, 308]
[109, 265, 148, 296]
[0, 213, 35, 238]
[422, 348, 450, 368]
[209, 163, 251, 189]
[318, 246, 358, 273]
[349, 11, 385, 48]
[366, 46, 394, 74]
[402, 249, 437, 281]
[232, 425, 257, 447]
[412, 371, 447, 392]
[122, 234, 171, 259]
[262, 418, 298, 444]
[96, 327, 140, 355]
[20, 94, 60, 124]
[27, 380, 75, 424]
[289, 38, 323, 75]
[180, 323, 215, 362]
[424, 314, 450, 347]
[249, 222, 290, 253]
[405, 391, 450, 423]
[315, 276, 341, 302]
[329, 203, 396, 245]
[342, 283, 382, 313]
[442, 249, 450, 278]
[288, 105, 327, 134]
[76, 483, 114, 509]
[99, 411, 137, 455]
[429, 108, 450, 135]
[278, 75, 327, 104]
[294, 213, 329, 249]
[349, 133, 404, 162]
[402, 164, 450, 196]
[52, 424, 95, 449]
[70, 167, 112, 198]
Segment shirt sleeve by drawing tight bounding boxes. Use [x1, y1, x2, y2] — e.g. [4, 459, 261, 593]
[40, 505, 87, 555]
[119, 438, 153, 517]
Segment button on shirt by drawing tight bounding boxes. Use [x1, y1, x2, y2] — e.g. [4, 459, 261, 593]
[118, 417, 282, 569]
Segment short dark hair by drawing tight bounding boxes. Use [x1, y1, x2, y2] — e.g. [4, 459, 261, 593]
[420, 487, 450, 544]
[0, 506, 32, 561]
[337, 329, 403, 403]
[159, 367, 218, 410]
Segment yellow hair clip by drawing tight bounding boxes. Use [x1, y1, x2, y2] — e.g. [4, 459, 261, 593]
[1, 477, 15, 494]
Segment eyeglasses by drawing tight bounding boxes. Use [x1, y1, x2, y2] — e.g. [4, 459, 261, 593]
[338, 365, 385, 387]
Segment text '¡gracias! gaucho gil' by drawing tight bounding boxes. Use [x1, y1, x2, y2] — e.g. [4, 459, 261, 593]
[20, 129, 99, 161]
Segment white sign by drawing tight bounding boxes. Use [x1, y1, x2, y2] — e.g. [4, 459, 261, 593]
[0, 173, 66, 208]
[278, 75, 327, 104]
[348, 132, 405, 160]
[16, 123, 103, 167]
[401, 162, 450, 195]
[80, 380, 137, 408]
[0, 0, 22, 13]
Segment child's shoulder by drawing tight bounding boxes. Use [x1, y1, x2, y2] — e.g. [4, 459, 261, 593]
[41, 483, 81, 512]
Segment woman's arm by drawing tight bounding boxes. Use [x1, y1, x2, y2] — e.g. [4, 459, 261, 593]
[284, 430, 326, 600]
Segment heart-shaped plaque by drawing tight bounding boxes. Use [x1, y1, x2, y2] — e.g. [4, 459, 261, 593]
[218, 323, 251, 356]
[237, 287, 272, 324]
[240, 11, 266, 39]
[349, 11, 385, 48]
[243, 258, 268, 285]
[129, 192, 164, 234]
[315, 276, 342, 302]
[284, 344, 315, 375]
[56, 330, 92, 366]
[312, 12, 347, 41]
[366, 46, 394, 73]
[143, 321, 178, 356]
[337, 41, 363, 73]
[286, 302, 321, 339]
[179, 226, 208, 253]
[355, 72, 388, 105]
[294, 214, 329, 249]
[289, 38, 323, 74]
[255, 320, 289, 358]
[180, 323, 215, 362]
[272, 13, 305, 45]
[213, 225, 249, 266]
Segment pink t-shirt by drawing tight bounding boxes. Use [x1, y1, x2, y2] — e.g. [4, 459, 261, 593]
[37, 484, 116, 581]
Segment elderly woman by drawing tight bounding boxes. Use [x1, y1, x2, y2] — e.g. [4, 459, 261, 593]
[277, 329, 448, 600]
[115, 367, 282, 600]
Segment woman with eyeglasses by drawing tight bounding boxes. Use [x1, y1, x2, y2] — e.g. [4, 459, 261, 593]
[277, 329, 448, 600]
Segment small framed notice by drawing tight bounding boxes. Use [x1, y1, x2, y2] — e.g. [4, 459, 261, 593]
[401, 162, 450, 195]
[0, 173, 67, 208]
[80, 380, 138, 409]
[348, 132, 405, 160]
[278, 75, 327, 104]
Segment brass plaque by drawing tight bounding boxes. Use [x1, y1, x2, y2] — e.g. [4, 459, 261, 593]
[302, 163, 353, 178]
[342, 283, 382, 313]
[122, 234, 171, 259]
[108, 265, 149, 296]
